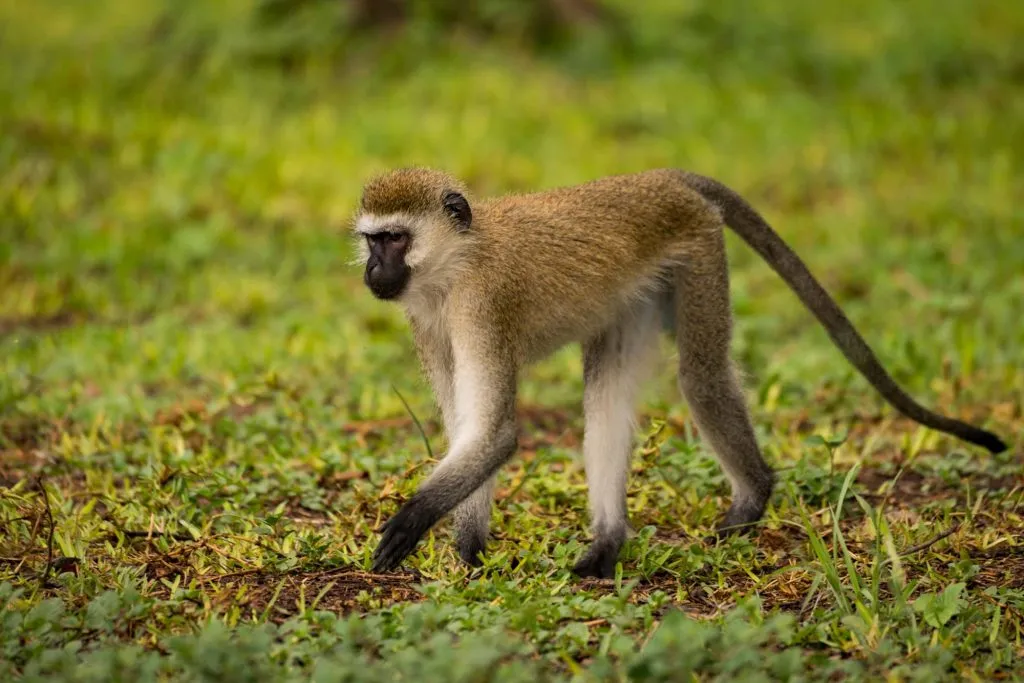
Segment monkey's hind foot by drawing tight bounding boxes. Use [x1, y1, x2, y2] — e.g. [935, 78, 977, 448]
[713, 500, 767, 540]
[571, 538, 623, 579]
[456, 534, 487, 568]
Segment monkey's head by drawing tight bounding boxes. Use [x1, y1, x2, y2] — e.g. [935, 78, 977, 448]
[354, 168, 473, 301]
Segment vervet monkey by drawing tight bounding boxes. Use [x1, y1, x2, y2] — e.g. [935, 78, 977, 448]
[354, 167, 1006, 578]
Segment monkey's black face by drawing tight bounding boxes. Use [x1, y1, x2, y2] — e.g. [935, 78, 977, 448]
[364, 231, 412, 300]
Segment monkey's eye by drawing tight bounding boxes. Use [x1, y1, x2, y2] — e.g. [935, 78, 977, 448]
[386, 232, 409, 249]
[366, 231, 409, 250]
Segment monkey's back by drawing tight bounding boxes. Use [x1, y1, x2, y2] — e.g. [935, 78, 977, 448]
[460, 169, 721, 360]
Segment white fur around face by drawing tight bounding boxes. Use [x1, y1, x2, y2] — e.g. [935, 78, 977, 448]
[354, 211, 442, 270]
[354, 211, 470, 314]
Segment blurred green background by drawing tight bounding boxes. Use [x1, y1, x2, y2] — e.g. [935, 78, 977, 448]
[1, 1, 1022, 680]
[2, 0, 1022, 422]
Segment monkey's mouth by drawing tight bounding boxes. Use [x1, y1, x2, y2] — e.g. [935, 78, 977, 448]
[365, 263, 411, 300]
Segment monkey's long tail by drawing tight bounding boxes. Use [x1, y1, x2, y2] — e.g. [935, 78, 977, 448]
[681, 171, 1007, 454]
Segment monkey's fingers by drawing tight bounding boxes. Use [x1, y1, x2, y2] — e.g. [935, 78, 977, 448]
[370, 500, 434, 572]
[371, 530, 413, 572]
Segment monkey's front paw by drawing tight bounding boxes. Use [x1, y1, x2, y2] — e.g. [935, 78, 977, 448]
[571, 539, 622, 579]
[371, 501, 434, 572]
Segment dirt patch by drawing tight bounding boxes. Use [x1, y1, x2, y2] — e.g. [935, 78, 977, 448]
[0, 308, 161, 339]
[0, 311, 84, 337]
[211, 568, 424, 621]
[343, 416, 429, 436]
[857, 466, 1020, 505]
[145, 397, 278, 451]
[0, 448, 50, 487]
[842, 407, 1020, 446]
[0, 414, 68, 451]
[518, 405, 579, 435]
[153, 397, 275, 428]
[972, 545, 1024, 590]
[10, 118, 113, 155]
[342, 404, 582, 448]
[574, 555, 815, 618]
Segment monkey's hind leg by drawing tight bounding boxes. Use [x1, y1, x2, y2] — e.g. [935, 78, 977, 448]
[453, 477, 495, 566]
[673, 230, 775, 536]
[573, 301, 661, 579]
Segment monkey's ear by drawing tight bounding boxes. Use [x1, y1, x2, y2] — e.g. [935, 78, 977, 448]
[442, 190, 472, 232]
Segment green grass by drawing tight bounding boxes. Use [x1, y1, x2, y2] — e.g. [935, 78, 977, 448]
[1, 0, 1023, 680]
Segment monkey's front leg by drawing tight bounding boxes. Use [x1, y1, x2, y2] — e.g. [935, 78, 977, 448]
[372, 423, 515, 573]
[372, 351, 517, 572]
[410, 322, 497, 567]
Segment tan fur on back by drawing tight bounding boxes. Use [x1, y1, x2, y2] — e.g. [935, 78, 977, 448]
[356, 168, 722, 364]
